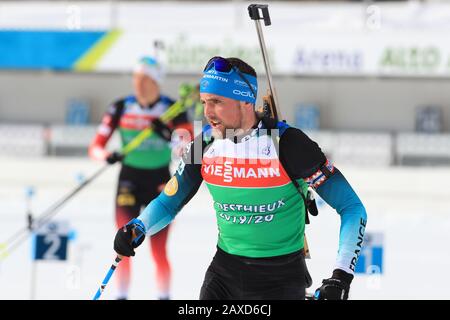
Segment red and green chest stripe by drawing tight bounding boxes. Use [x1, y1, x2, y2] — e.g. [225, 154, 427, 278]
[118, 96, 173, 169]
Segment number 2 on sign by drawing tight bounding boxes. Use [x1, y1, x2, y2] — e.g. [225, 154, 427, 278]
[43, 234, 61, 260]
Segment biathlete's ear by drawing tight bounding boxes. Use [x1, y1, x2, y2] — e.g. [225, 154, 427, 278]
[240, 101, 254, 109]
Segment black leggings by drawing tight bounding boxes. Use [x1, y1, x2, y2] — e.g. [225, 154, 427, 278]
[200, 247, 309, 300]
[115, 164, 171, 221]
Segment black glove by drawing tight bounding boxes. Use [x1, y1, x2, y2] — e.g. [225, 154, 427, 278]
[152, 118, 173, 142]
[106, 151, 124, 165]
[114, 218, 146, 257]
[314, 269, 353, 300]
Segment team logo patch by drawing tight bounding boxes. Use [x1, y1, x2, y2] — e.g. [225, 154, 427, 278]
[176, 159, 186, 175]
[262, 145, 271, 156]
[200, 80, 209, 88]
[117, 194, 136, 206]
[305, 159, 335, 189]
[164, 176, 178, 196]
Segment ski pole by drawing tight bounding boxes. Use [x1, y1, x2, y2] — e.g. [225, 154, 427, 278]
[93, 255, 123, 300]
[0, 89, 197, 261]
[0, 164, 109, 261]
[120, 99, 185, 155]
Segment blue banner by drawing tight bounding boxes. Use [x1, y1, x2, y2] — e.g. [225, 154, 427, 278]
[0, 30, 105, 70]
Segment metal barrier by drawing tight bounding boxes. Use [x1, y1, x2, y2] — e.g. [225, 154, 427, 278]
[0, 124, 47, 157]
[2, 124, 450, 167]
[305, 131, 393, 167]
[47, 125, 120, 156]
[396, 133, 450, 166]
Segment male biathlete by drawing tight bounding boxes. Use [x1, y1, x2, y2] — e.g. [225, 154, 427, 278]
[113, 56, 367, 300]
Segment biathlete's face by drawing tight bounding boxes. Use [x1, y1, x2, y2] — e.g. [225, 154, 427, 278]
[133, 72, 159, 105]
[201, 93, 245, 138]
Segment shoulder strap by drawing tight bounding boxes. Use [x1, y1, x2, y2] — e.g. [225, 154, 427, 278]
[110, 99, 126, 129]
[265, 121, 317, 224]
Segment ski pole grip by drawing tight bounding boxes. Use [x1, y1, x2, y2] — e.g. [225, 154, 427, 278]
[248, 4, 271, 26]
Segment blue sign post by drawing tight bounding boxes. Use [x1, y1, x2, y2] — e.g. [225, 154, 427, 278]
[295, 104, 320, 130]
[355, 232, 384, 275]
[66, 99, 90, 125]
[32, 221, 70, 261]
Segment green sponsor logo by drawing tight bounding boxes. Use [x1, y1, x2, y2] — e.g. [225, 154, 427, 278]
[379, 46, 441, 72]
[165, 34, 275, 73]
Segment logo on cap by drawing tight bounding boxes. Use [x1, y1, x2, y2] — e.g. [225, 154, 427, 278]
[201, 80, 209, 89]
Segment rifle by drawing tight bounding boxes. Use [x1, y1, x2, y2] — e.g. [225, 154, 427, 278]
[248, 4, 318, 260]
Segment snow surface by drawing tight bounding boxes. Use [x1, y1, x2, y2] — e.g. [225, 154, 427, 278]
[1, 156, 449, 300]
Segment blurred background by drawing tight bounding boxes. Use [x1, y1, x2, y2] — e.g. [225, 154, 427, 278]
[1, 0, 449, 300]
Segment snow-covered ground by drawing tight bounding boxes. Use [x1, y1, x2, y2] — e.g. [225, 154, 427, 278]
[1, 156, 449, 300]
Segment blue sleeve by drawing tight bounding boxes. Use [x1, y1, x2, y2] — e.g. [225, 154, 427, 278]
[316, 169, 368, 275]
[138, 158, 203, 235]
[137, 134, 207, 235]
